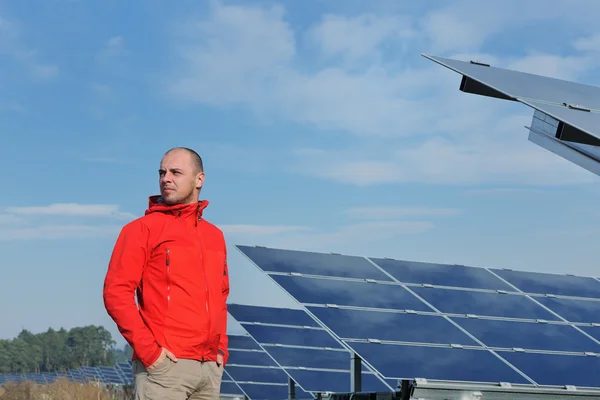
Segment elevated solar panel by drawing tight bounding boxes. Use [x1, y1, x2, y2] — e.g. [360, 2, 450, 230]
[225, 333, 312, 399]
[228, 303, 396, 395]
[422, 54, 600, 179]
[236, 244, 600, 393]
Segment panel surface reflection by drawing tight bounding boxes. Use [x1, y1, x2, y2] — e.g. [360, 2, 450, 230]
[243, 324, 343, 349]
[227, 349, 278, 367]
[228, 334, 262, 350]
[307, 307, 477, 346]
[263, 346, 352, 370]
[535, 296, 600, 323]
[238, 245, 391, 280]
[370, 257, 512, 291]
[498, 351, 600, 388]
[411, 287, 560, 320]
[347, 342, 530, 384]
[225, 366, 288, 383]
[452, 317, 600, 353]
[228, 303, 319, 327]
[491, 268, 600, 298]
[271, 275, 432, 311]
[219, 381, 244, 396]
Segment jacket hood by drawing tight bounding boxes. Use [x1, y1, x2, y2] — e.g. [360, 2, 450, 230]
[145, 195, 209, 218]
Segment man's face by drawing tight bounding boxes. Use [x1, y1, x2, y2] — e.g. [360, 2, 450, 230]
[158, 150, 204, 205]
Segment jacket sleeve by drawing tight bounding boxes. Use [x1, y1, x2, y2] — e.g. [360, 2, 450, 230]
[103, 219, 162, 368]
[217, 241, 230, 366]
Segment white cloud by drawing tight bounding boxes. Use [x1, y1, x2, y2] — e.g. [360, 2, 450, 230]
[5, 203, 135, 219]
[345, 206, 461, 219]
[308, 13, 415, 63]
[0, 16, 59, 79]
[168, 1, 600, 187]
[0, 225, 120, 241]
[420, 0, 600, 54]
[291, 136, 598, 186]
[264, 221, 434, 252]
[574, 34, 600, 53]
[0, 203, 134, 240]
[505, 53, 599, 82]
[221, 224, 311, 237]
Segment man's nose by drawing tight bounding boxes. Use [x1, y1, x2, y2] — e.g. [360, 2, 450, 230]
[160, 174, 171, 183]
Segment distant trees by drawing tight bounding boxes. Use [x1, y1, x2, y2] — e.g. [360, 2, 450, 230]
[0, 326, 133, 374]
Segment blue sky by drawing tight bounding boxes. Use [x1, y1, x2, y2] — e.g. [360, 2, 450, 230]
[2, 0, 600, 346]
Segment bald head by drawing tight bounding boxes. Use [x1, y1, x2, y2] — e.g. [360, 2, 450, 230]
[164, 147, 204, 173]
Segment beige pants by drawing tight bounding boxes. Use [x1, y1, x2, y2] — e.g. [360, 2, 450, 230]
[132, 358, 223, 400]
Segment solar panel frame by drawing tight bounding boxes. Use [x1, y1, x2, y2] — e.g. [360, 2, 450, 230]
[236, 244, 600, 392]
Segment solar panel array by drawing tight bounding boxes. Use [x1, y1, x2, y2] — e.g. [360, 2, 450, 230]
[228, 303, 396, 395]
[0, 361, 134, 386]
[237, 245, 600, 391]
[0, 336, 274, 399]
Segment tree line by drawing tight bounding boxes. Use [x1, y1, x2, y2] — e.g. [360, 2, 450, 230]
[0, 325, 132, 374]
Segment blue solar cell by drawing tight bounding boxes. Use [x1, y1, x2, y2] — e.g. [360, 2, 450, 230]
[238, 382, 309, 400]
[498, 351, 600, 388]
[535, 296, 600, 323]
[225, 366, 288, 384]
[220, 381, 244, 395]
[263, 346, 353, 371]
[491, 269, 600, 298]
[574, 326, 600, 343]
[228, 349, 277, 366]
[271, 275, 431, 312]
[307, 307, 478, 346]
[228, 303, 319, 327]
[369, 257, 513, 291]
[228, 334, 262, 350]
[452, 317, 600, 353]
[243, 324, 343, 349]
[285, 370, 391, 393]
[410, 286, 561, 320]
[347, 342, 530, 384]
[422, 55, 600, 114]
[238, 245, 392, 281]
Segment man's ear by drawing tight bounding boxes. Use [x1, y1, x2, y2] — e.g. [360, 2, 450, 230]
[196, 172, 205, 190]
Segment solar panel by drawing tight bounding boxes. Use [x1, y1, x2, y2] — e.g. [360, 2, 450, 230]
[409, 286, 561, 320]
[238, 245, 392, 281]
[228, 303, 396, 395]
[237, 244, 600, 394]
[269, 274, 431, 312]
[226, 333, 312, 399]
[369, 257, 513, 291]
[491, 268, 600, 298]
[421, 54, 600, 179]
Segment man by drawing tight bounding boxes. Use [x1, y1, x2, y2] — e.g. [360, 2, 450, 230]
[103, 147, 229, 400]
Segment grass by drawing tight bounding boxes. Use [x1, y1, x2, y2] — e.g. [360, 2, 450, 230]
[0, 377, 133, 400]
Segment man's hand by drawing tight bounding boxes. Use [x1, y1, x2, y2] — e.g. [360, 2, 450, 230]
[147, 348, 178, 372]
[216, 353, 224, 369]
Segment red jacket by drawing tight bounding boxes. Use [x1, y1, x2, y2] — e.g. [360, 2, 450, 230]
[103, 196, 229, 368]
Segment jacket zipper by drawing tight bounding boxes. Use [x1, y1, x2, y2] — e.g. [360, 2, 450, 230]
[197, 215, 211, 361]
[166, 248, 171, 306]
